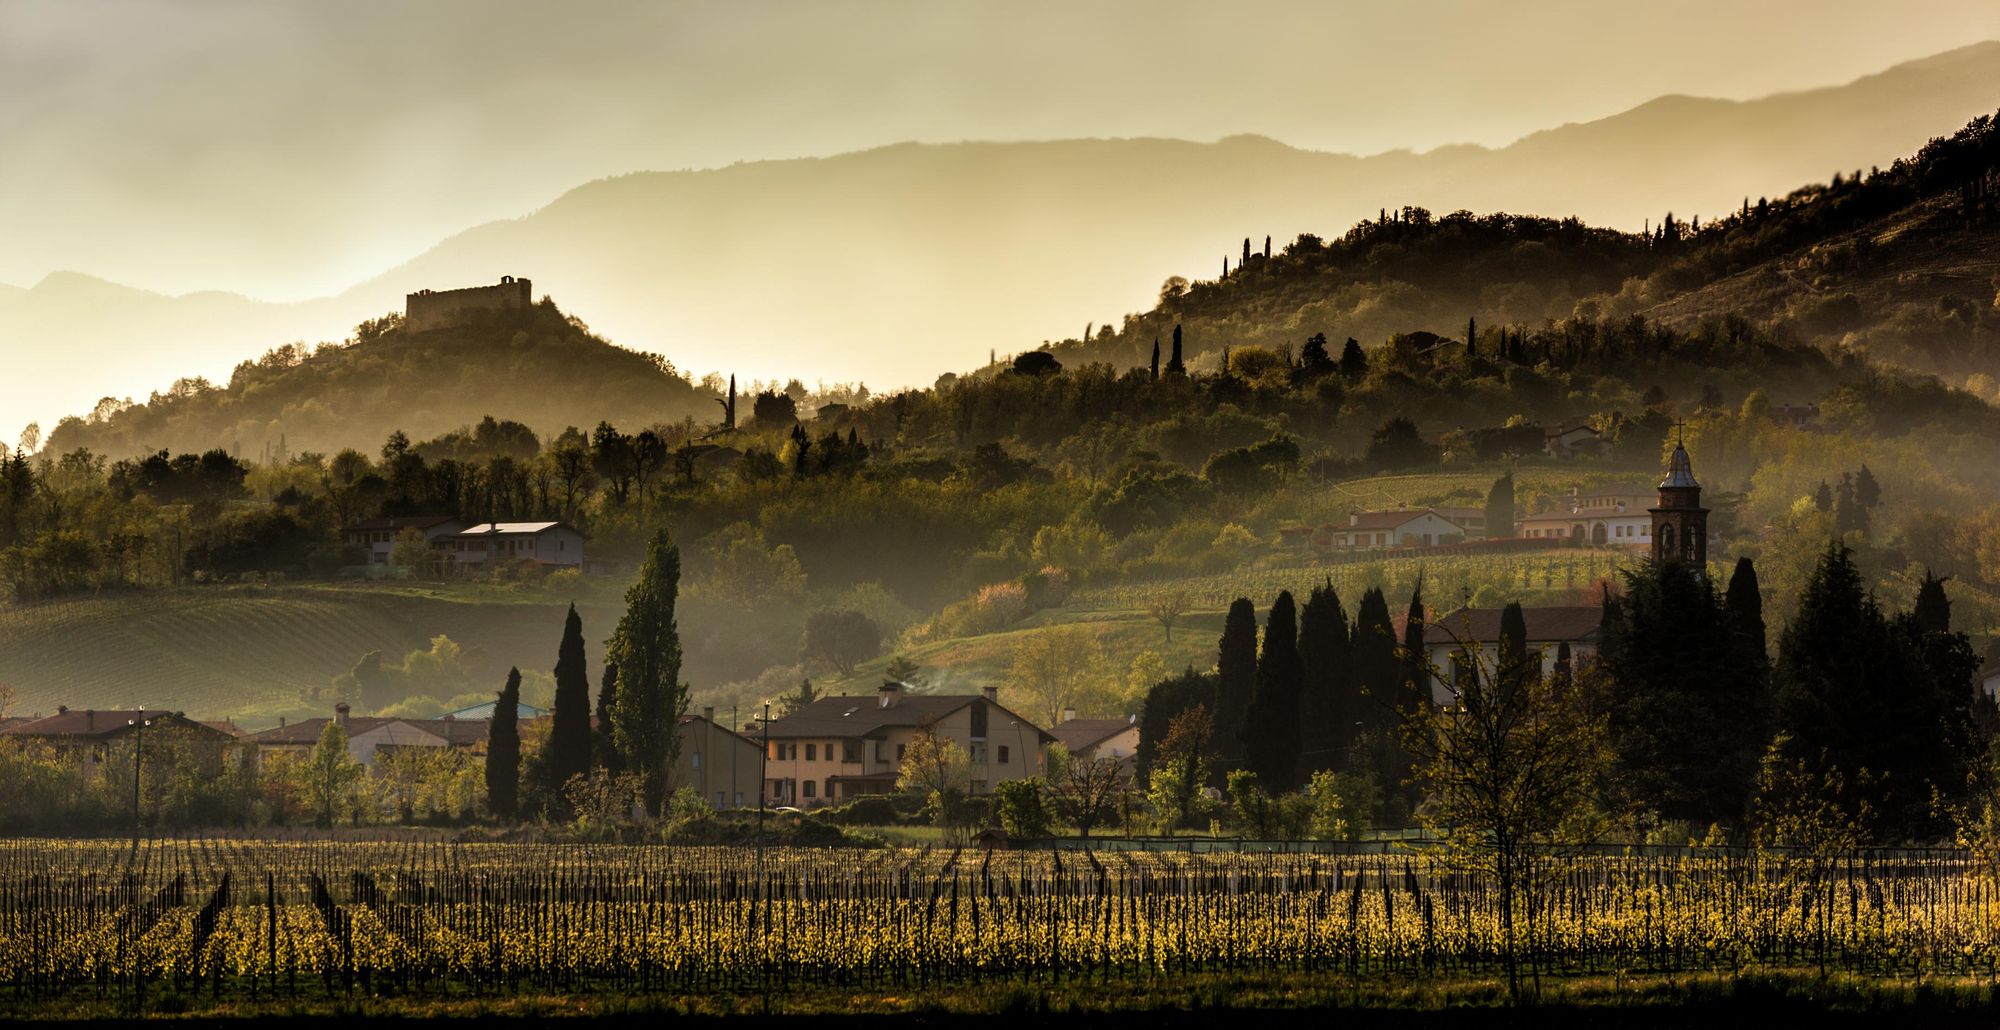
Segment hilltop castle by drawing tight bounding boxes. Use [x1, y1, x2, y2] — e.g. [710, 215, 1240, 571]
[404, 276, 533, 332]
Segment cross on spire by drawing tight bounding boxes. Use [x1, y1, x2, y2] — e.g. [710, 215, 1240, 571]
[1672, 419, 1687, 445]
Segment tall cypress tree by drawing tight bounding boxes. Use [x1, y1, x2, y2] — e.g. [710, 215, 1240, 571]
[1399, 576, 1429, 719]
[1213, 597, 1259, 774]
[486, 668, 521, 820]
[609, 529, 688, 816]
[1465, 315, 1477, 360]
[1297, 580, 1352, 779]
[545, 604, 593, 793]
[594, 661, 623, 772]
[1167, 324, 1185, 375]
[1496, 602, 1530, 698]
[1149, 338, 1161, 382]
[1724, 557, 1770, 684]
[1484, 473, 1515, 540]
[1245, 592, 1303, 791]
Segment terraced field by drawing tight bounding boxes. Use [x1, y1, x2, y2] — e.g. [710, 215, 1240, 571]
[0, 586, 622, 724]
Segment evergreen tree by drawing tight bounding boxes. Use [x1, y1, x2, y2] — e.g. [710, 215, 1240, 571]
[543, 604, 593, 794]
[608, 529, 688, 816]
[1600, 560, 1763, 828]
[1137, 667, 1217, 783]
[1484, 472, 1515, 540]
[1813, 480, 1833, 512]
[1149, 338, 1160, 382]
[1299, 332, 1332, 373]
[1854, 464, 1882, 509]
[1496, 602, 1531, 696]
[1338, 337, 1368, 380]
[1723, 557, 1771, 685]
[1167, 324, 1186, 376]
[1242, 237, 1251, 267]
[1297, 580, 1353, 779]
[594, 661, 622, 772]
[1263, 234, 1271, 259]
[1914, 569, 1952, 635]
[1213, 597, 1259, 774]
[1399, 577, 1429, 721]
[486, 668, 521, 820]
[1244, 592, 1303, 791]
[1465, 316, 1477, 360]
[1350, 587, 1411, 819]
[1774, 542, 1968, 837]
[1834, 472, 1868, 536]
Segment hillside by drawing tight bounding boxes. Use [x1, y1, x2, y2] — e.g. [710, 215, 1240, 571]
[43, 298, 718, 459]
[8, 42, 2000, 439]
[0, 585, 626, 727]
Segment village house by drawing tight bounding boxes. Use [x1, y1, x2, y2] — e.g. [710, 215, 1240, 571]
[1417, 606, 1606, 703]
[673, 708, 764, 809]
[1327, 508, 1475, 549]
[249, 703, 490, 769]
[343, 516, 465, 566]
[1517, 483, 1655, 547]
[432, 521, 586, 571]
[0, 707, 248, 777]
[1543, 422, 1609, 458]
[1048, 713, 1140, 776]
[759, 682, 1053, 806]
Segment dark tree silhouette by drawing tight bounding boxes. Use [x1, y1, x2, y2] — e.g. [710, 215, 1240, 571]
[1338, 337, 1368, 380]
[1297, 579, 1353, 779]
[1167, 324, 1185, 376]
[1244, 591, 1303, 791]
[486, 668, 521, 820]
[544, 604, 594, 795]
[1214, 597, 1259, 774]
[1484, 472, 1515, 540]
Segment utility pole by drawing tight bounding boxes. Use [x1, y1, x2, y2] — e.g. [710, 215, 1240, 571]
[757, 701, 771, 842]
[127, 716, 152, 852]
[731, 704, 739, 808]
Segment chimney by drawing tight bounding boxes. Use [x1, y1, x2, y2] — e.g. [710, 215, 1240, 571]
[878, 681, 902, 708]
[703, 706, 715, 723]
[279, 716, 286, 729]
[57, 704, 68, 715]
[982, 686, 999, 704]
[334, 702, 351, 729]
[86, 710, 95, 731]
[1060, 707, 1076, 723]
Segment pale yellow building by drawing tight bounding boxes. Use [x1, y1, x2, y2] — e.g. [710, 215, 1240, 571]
[673, 708, 763, 809]
[759, 682, 1052, 806]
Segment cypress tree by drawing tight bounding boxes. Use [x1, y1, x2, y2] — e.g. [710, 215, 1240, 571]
[1854, 464, 1882, 509]
[1350, 587, 1409, 821]
[1399, 576, 1429, 720]
[486, 668, 521, 820]
[608, 529, 688, 816]
[1245, 592, 1303, 791]
[545, 604, 593, 793]
[1466, 316, 1477, 360]
[1167, 324, 1185, 375]
[594, 661, 623, 772]
[1297, 580, 1352, 779]
[1484, 472, 1515, 540]
[1496, 602, 1530, 697]
[1214, 597, 1259, 774]
[1724, 557, 1770, 680]
[1338, 337, 1368, 380]
[1263, 234, 1271, 259]
[1914, 569, 1952, 635]
[1150, 338, 1161, 382]
[1243, 237, 1251, 266]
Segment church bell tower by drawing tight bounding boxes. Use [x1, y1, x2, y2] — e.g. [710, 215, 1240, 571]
[1650, 432, 1708, 568]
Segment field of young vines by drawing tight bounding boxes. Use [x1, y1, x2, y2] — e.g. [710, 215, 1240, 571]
[5, 839, 1999, 1006]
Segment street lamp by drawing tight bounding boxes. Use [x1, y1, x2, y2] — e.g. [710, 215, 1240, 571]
[127, 715, 153, 851]
[757, 700, 771, 844]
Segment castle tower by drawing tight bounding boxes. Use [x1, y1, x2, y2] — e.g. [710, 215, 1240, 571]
[1649, 435, 1708, 568]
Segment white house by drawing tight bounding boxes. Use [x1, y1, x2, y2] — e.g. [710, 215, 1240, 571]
[434, 521, 585, 570]
[1543, 423, 1609, 458]
[1328, 509, 1470, 550]
[1048, 714, 1140, 776]
[1518, 483, 1654, 547]
[249, 703, 490, 768]
[1418, 606, 1604, 704]
[343, 516, 465, 566]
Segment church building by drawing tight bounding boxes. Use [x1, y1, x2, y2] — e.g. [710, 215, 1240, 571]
[1650, 438, 1708, 567]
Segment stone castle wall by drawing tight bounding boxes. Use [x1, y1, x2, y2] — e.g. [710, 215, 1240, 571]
[405, 276, 533, 332]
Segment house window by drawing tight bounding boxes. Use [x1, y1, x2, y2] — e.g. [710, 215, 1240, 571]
[803, 780, 816, 799]
[970, 743, 987, 764]
[734, 792, 744, 806]
[716, 791, 725, 806]
[806, 743, 817, 761]
[786, 743, 797, 760]
[824, 777, 835, 799]
[769, 741, 780, 759]
[998, 745, 1010, 764]
[691, 751, 702, 769]
[874, 742, 885, 763]
[843, 741, 861, 762]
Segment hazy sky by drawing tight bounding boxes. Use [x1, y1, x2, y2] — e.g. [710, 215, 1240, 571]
[4, 0, 1998, 300]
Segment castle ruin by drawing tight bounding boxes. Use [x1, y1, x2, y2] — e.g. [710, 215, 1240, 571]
[404, 276, 533, 332]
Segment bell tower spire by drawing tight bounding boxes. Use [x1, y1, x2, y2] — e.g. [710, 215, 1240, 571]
[1650, 427, 1707, 568]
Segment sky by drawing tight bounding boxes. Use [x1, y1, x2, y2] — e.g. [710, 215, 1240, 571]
[3, 0, 1999, 302]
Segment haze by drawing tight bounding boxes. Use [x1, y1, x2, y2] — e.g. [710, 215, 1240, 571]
[6, 0, 1998, 300]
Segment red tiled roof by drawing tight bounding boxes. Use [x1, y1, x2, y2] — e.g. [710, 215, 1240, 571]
[1, 709, 236, 741]
[1049, 718, 1136, 752]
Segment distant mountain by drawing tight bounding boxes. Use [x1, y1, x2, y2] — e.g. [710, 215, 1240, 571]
[9, 42, 2000, 441]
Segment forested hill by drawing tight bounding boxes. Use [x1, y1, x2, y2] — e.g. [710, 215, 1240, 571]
[43, 300, 717, 460]
[1044, 112, 2000, 388]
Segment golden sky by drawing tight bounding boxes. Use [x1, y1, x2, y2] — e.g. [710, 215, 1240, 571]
[4, 0, 1998, 301]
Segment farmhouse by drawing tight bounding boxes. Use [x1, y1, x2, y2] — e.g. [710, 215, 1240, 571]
[1327, 508, 1473, 549]
[343, 516, 465, 566]
[674, 708, 764, 809]
[1048, 714, 1140, 776]
[433, 522, 585, 570]
[1543, 422, 1609, 458]
[759, 682, 1053, 806]
[249, 704, 490, 769]
[0, 708, 248, 777]
[1418, 606, 1605, 704]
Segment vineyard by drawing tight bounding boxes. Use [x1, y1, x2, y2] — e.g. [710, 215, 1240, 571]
[5, 839, 2000, 1010]
[1071, 549, 1661, 612]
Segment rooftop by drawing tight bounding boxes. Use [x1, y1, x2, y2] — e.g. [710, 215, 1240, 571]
[764, 687, 1054, 742]
[1049, 718, 1137, 753]
[457, 522, 567, 537]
